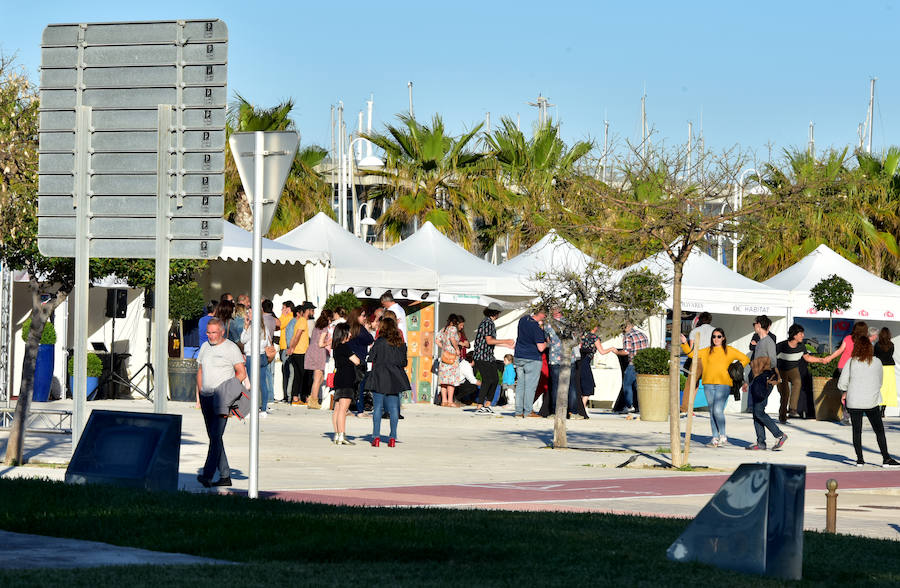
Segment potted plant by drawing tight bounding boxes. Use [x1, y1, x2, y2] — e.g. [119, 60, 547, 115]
[21, 318, 56, 402]
[633, 347, 670, 422]
[67, 353, 104, 401]
[807, 353, 841, 421]
[810, 274, 853, 353]
[168, 282, 206, 402]
[323, 291, 361, 312]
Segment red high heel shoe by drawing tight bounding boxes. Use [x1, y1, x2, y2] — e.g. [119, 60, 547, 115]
[371, 438, 380, 447]
[388, 438, 396, 448]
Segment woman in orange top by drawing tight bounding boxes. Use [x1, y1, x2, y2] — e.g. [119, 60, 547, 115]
[681, 327, 749, 447]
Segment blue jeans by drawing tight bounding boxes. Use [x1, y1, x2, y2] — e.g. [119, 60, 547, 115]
[246, 355, 273, 411]
[547, 364, 561, 412]
[356, 372, 368, 415]
[199, 393, 229, 481]
[622, 364, 637, 408]
[705, 384, 731, 439]
[514, 357, 542, 415]
[372, 393, 399, 440]
[751, 390, 783, 445]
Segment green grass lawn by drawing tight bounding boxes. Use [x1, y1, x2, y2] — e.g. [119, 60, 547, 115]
[0, 478, 897, 586]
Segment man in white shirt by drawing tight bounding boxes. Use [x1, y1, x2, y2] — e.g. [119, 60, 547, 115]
[380, 291, 407, 341]
[196, 318, 246, 488]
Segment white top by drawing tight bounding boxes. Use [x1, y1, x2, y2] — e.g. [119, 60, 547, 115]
[388, 302, 407, 341]
[240, 324, 270, 353]
[838, 357, 884, 409]
[458, 360, 479, 386]
[197, 339, 244, 390]
[688, 324, 716, 350]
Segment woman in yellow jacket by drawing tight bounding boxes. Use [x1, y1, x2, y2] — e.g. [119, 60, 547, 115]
[681, 327, 749, 447]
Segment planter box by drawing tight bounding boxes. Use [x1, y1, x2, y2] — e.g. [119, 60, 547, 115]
[168, 358, 198, 402]
[637, 374, 670, 422]
[33, 344, 55, 402]
[812, 376, 843, 421]
[68, 376, 100, 401]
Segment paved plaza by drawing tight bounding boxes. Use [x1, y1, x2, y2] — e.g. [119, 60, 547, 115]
[2, 397, 899, 545]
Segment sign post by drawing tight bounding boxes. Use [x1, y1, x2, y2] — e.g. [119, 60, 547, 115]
[38, 20, 228, 449]
[229, 131, 299, 498]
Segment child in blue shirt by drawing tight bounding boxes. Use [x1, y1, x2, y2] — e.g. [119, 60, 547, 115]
[501, 354, 516, 401]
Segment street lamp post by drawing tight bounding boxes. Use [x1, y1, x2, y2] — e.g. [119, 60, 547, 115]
[342, 136, 382, 236]
[732, 168, 758, 272]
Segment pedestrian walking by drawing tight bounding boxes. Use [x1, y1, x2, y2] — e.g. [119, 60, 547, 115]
[437, 314, 463, 407]
[513, 307, 547, 418]
[745, 356, 788, 451]
[331, 322, 359, 445]
[472, 303, 514, 415]
[368, 316, 409, 447]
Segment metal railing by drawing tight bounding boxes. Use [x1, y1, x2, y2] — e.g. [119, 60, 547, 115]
[0, 408, 72, 434]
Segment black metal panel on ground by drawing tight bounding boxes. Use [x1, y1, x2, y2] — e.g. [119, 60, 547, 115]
[65, 410, 181, 492]
[667, 463, 805, 580]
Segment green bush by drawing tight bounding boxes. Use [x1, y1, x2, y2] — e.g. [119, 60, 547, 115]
[21, 317, 56, 345]
[324, 291, 360, 312]
[68, 353, 104, 377]
[632, 347, 670, 375]
[808, 357, 839, 378]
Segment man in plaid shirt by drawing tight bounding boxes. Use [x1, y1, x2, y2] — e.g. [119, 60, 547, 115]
[613, 321, 648, 413]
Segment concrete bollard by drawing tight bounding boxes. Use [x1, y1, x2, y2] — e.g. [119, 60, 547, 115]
[825, 478, 838, 533]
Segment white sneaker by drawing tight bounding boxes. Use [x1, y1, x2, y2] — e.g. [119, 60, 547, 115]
[718, 436, 728, 446]
[258, 410, 267, 419]
[485, 406, 495, 414]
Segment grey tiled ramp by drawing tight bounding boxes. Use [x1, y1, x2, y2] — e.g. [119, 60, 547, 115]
[0, 530, 232, 569]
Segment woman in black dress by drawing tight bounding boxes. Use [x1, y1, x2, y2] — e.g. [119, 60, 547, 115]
[331, 323, 359, 445]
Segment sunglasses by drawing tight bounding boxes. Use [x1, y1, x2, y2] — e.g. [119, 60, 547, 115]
[712, 335, 724, 339]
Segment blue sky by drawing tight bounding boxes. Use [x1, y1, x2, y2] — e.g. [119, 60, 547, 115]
[5, 0, 899, 162]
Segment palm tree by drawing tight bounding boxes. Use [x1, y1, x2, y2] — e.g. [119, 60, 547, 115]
[362, 114, 485, 249]
[225, 95, 331, 233]
[853, 147, 900, 279]
[480, 117, 593, 257]
[738, 148, 898, 280]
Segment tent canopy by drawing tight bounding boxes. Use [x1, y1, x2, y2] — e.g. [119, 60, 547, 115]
[500, 230, 599, 278]
[386, 221, 533, 302]
[763, 244, 900, 321]
[275, 212, 437, 295]
[620, 247, 790, 316]
[219, 221, 328, 265]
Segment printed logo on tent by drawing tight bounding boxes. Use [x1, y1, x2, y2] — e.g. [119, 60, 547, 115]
[835, 320, 851, 332]
[833, 309, 844, 316]
[886, 311, 896, 318]
[807, 307, 819, 315]
[859, 310, 869, 317]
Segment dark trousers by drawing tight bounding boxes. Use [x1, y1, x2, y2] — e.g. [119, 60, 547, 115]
[751, 393, 783, 445]
[285, 353, 305, 401]
[456, 381, 479, 405]
[540, 364, 562, 417]
[280, 350, 291, 402]
[199, 393, 229, 481]
[567, 361, 588, 418]
[848, 407, 892, 462]
[475, 360, 500, 405]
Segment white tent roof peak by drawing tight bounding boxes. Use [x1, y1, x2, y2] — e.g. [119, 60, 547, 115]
[500, 230, 600, 277]
[763, 244, 900, 320]
[275, 212, 438, 292]
[386, 221, 533, 299]
[219, 221, 328, 265]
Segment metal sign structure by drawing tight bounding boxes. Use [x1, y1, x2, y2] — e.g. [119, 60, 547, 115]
[37, 20, 227, 447]
[229, 131, 300, 498]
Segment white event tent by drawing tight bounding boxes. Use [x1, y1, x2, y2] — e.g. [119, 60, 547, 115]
[764, 244, 900, 413]
[499, 230, 598, 278]
[764, 244, 900, 323]
[275, 212, 438, 300]
[386, 221, 534, 305]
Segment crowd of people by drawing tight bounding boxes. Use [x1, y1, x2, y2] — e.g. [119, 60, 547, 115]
[191, 295, 899, 487]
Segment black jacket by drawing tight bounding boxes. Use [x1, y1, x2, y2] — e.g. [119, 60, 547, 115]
[367, 338, 411, 396]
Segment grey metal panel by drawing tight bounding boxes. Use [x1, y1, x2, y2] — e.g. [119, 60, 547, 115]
[91, 130, 159, 151]
[182, 20, 229, 40]
[39, 174, 75, 194]
[83, 45, 178, 66]
[180, 174, 224, 193]
[182, 65, 227, 84]
[39, 131, 76, 151]
[83, 87, 177, 108]
[38, 237, 223, 259]
[40, 89, 77, 108]
[82, 22, 180, 45]
[38, 153, 73, 173]
[75, 107, 226, 130]
[42, 25, 80, 46]
[39, 194, 223, 216]
[183, 107, 226, 128]
[83, 65, 178, 87]
[41, 47, 78, 67]
[181, 87, 227, 106]
[87, 151, 225, 173]
[41, 68, 78, 87]
[40, 110, 76, 130]
[39, 216, 223, 239]
[182, 43, 227, 63]
[88, 174, 225, 194]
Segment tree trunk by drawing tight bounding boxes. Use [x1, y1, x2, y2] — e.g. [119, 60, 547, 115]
[552, 336, 575, 448]
[828, 312, 833, 354]
[3, 283, 64, 466]
[681, 336, 701, 464]
[234, 189, 253, 230]
[668, 261, 685, 468]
